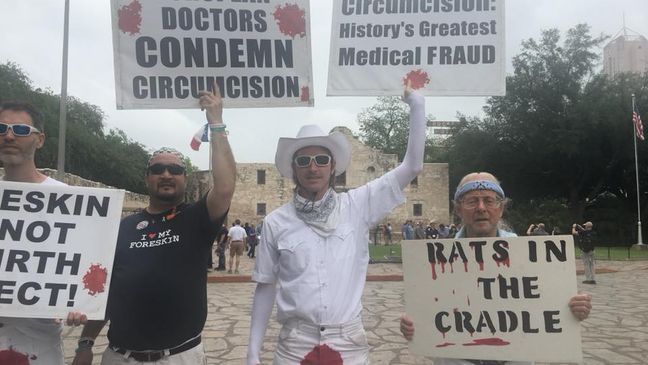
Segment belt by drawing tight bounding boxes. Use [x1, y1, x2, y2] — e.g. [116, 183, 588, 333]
[109, 336, 201, 362]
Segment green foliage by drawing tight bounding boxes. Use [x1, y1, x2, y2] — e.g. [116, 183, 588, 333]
[0, 61, 152, 194]
[358, 96, 436, 162]
[441, 24, 648, 242]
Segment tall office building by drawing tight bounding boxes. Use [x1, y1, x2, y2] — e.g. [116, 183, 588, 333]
[603, 27, 648, 76]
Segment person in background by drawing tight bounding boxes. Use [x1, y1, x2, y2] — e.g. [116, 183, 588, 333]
[573, 222, 596, 284]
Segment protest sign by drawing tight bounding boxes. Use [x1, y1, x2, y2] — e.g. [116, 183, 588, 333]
[328, 0, 506, 96]
[402, 235, 582, 363]
[110, 0, 314, 109]
[0, 182, 124, 320]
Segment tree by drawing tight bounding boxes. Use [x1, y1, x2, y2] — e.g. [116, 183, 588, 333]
[441, 24, 648, 242]
[358, 96, 436, 162]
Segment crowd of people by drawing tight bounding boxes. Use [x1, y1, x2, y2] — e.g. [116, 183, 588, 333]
[0, 84, 594, 365]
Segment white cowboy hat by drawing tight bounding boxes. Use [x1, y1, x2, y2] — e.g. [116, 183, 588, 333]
[275, 125, 350, 178]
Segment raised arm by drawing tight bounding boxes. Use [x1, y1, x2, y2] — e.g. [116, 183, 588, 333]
[391, 85, 426, 189]
[199, 86, 236, 222]
[247, 283, 277, 365]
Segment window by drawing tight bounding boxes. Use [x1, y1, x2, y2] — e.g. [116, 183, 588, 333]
[257, 203, 266, 216]
[413, 203, 422, 217]
[257, 170, 266, 185]
[335, 171, 346, 186]
[410, 176, 418, 188]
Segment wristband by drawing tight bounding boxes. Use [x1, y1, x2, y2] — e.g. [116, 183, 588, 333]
[209, 124, 227, 133]
[75, 338, 94, 353]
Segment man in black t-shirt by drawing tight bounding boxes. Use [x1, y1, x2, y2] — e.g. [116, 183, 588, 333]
[72, 87, 235, 365]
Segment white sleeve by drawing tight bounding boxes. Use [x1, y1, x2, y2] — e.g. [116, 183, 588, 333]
[246, 283, 277, 365]
[391, 91, 426, 189]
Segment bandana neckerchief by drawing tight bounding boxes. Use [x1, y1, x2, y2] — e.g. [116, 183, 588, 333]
[293, 188, 340, 237]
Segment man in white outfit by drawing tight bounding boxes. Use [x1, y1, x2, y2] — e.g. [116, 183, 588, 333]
[0, 101, 87, 364]
[246, 86, 426, 365]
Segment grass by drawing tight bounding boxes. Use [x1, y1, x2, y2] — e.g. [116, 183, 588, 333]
[369, 243, 648, 261]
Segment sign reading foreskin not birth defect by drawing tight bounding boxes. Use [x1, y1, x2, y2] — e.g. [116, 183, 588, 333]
[0, 182, 124, 320]
[327, 0, 506, 96]
[402, 236, 582, 363]
[110, 0, 314, 109]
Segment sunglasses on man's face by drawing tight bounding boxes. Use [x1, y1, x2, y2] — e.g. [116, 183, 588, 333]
[147, 163, 186, 175]
[293, 154, 331, 168]
[0, 122, 41, 137]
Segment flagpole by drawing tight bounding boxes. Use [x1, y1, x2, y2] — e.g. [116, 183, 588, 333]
[632, 94, 645, 247]
[56, 0, 70, 180]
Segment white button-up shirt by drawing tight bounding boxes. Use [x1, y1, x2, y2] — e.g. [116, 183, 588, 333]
[228, 225, 247, 241]
[253, 172, 405, 325]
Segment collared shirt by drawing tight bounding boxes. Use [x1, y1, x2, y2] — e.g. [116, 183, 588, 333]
[253, 172, 405, 325]
[228, 225, 247, 241]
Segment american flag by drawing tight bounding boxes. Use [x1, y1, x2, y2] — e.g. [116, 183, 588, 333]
[633, 107, 644, 141]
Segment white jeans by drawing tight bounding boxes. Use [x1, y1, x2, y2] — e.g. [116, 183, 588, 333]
[101, 342, 206, 365]
[274, 316, 370, 365]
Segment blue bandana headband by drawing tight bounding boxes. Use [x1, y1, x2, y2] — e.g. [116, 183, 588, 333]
[454, 180, 505, 201]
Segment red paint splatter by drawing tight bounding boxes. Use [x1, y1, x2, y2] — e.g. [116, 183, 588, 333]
[494, 257, 511, 268]
[300, 86, 310, 102]
[300, 344, 342, 365]
[430, 262, 437, 280]
[82, 264, 108, 296]
[0, 348, 31, 365]
[273, 4, 306, 38]
[463, 261, 469, 272]
[147, 233, 157, 239]
[463, 337, 511, 346]
[440, 262, 446, 274]
[436, 342, 455, 348]
[118, 0, 142, 35]
[403, 70, 430, 90]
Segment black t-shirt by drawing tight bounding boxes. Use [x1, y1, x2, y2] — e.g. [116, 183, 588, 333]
[106, 197, 222, 350]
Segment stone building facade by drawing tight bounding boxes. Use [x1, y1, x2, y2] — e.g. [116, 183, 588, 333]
[187, 127, 450, 233]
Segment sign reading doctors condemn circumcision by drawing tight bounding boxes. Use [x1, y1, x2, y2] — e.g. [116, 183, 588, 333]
[327, 0, 506, 96]
[402, 236, 583, 363]
[0, 182, 124, 320]
[110, 0, 314, 109]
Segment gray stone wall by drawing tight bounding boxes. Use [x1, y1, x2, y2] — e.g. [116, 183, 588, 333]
[0, 168, 148, 215]
[188, 127, 450, 228]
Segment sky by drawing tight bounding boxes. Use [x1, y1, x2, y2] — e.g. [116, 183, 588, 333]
[0, 0, 647, 170]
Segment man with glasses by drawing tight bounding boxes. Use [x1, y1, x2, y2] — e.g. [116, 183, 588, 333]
[399, 172, 593, 365]
[0, 101, 87, 365]
[246, 86, 426, 365]
[72, 87, 235, 364]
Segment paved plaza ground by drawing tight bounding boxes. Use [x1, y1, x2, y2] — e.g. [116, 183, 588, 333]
[62, 258, 648, 364]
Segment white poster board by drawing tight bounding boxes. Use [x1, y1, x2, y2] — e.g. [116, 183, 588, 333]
[0, 182, 124, 320]
[110, 0, 314, 109]
[402, 236, 582, 363]
[327, 0, 506, 96]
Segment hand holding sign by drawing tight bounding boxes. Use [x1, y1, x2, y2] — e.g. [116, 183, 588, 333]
[199, 83, 224, 125]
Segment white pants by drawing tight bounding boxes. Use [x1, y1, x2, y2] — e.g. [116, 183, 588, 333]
[0, 318, 64, 365]
[274, 316, 370, 365]
[101, 342, 206, 365]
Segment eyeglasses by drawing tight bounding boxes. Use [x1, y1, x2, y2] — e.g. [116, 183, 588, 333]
[0, 122, 41, 136]
[147, 163, 186, 175]
[460, 196, 503, 209]
[294, 154, 331, 168]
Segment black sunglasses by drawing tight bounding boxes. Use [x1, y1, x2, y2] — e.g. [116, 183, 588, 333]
[0, 122, 41, 136]
[294, 154, 332, 168]
[148, 163, 186, 175]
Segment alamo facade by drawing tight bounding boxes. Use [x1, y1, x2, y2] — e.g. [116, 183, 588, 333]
[188, 126, 450, 232]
